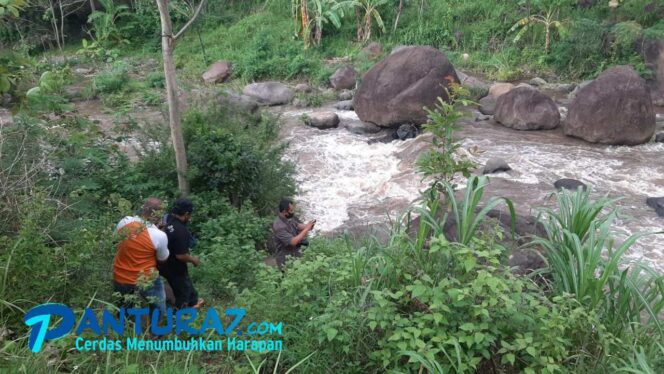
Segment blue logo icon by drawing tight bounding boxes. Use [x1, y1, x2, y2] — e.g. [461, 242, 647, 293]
[24, 303, 76, 353]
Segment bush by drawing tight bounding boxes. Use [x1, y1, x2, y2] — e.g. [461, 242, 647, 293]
[92, 62, 130, 94]
[191, 196, 269, 300]
[184, 105, 295, 214]
[547, 18, 609, 78]
[144, 71, 164, 88]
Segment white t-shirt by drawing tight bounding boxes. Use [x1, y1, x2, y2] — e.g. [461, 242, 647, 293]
[116, 216, 169, 261]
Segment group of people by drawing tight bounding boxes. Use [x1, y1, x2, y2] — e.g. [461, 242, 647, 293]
[111, 197, 315, 315]
[112, 198, 203, 316]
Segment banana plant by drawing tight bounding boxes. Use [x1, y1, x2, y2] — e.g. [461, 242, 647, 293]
[86, 0, 132, 48]
[509, 7, 566, 54]
[0, 0, 25, 20]
[292, 0, 354, 48]
[356, 0, 388, 42]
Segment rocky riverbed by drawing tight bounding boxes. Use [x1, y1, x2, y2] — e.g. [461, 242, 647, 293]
[270, 102, 664, 272]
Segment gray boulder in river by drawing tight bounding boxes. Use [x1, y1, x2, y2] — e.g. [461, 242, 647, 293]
[243, 81, 294, 106]
[494, 86, 560, 130]
[564, 65, 655, 145]
[354, 46, 459, 128]
[330, 65, 358, 90]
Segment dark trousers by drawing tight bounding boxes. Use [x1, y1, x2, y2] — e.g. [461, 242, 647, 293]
[161, 272, 198, 308]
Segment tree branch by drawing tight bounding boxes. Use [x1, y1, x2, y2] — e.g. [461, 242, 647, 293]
[173, 0, 207, 41]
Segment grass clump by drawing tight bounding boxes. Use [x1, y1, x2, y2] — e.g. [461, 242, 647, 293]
[534, 188, 664, 339]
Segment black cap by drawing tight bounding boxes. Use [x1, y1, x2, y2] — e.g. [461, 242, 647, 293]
[171, 198, 194, 215]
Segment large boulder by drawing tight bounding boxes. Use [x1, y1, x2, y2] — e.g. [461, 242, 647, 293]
[354, 46, 459, 128]
[494, 86, 560, 130]
[330, 65, 358, 90]
[564, 66, 656, 145]
[243, 82, 294, 106]
[202, 60, 233, 83]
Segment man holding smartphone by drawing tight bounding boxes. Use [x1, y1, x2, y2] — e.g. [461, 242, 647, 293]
[271, 198, 316, 268]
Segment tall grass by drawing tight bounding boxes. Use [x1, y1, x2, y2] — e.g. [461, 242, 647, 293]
[442, 176, 515, 246]
[533, 188, 664, 337]
[382, 176, 515, 288]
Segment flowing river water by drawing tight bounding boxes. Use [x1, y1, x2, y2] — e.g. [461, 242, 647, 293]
[269, 102, 664, 272]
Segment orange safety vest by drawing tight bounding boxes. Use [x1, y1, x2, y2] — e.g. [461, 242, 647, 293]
[113, 221, 158, 285]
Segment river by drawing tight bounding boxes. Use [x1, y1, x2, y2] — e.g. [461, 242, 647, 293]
[270, 102, 664, 271]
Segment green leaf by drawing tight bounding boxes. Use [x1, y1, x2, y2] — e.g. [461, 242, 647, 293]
[0, 77, 9, 93]
[25, 86, 41, 97]
[325, 327, 338, 341]
[411, 284, 427, 298]
[388, 331, 402, 341]
[474, 332, 485, 344]
[463, 257, 477, 272]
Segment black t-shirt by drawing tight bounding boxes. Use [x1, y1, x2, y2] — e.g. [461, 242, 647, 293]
[159, 217, 191, 276]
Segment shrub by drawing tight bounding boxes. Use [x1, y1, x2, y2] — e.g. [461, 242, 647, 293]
[92, 62, 130, 94]
[190, 195, 269, 301]
[184, 105, 295, 214]
[144, 71, 164, 88]
[547, 18, 608, 78]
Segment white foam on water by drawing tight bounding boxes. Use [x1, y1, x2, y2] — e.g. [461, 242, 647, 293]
[280, 118, 424, 232]
[276, 107, 664, 270]
[460, 137, 664, 271]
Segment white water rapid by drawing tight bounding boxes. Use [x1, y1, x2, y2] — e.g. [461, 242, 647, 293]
[270, 104, 664, 271]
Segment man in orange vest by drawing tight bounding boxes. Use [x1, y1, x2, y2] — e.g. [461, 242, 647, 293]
[112, 198, 169, 317]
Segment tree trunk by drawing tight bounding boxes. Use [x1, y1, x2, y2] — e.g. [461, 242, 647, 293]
[300, 0, 310, 48]
[156, 0, 190, 196]
[355, 7, 364, 41]
[49, 1, 62, 50]
[59, 0, 66, 49]
[544, 26, 550, 54]
[393, 0, 403, 33]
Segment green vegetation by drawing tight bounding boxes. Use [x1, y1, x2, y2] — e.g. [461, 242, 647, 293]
[0, 0, 663, 373]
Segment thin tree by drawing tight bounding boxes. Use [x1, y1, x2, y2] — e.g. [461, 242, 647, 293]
[155, 0, 206, 196]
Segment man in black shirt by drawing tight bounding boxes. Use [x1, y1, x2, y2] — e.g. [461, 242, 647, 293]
[271, 199, 316, 268]
[158, 198, 203, 309]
